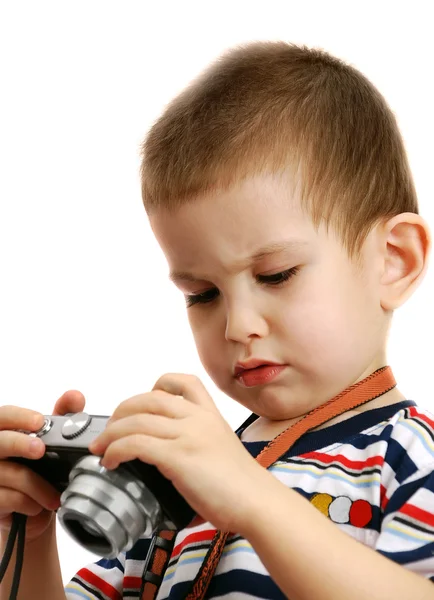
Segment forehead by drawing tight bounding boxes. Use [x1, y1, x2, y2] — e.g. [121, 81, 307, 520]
[149, 174, 320, 279]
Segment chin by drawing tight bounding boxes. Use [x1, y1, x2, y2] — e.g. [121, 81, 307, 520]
[238, 398, 295, 421]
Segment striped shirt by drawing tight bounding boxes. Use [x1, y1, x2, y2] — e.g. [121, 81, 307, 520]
[65, 400, 434, 599]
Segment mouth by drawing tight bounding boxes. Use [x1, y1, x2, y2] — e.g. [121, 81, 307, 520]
[233, 360, 284, 377]
[234, 363, 287, 387]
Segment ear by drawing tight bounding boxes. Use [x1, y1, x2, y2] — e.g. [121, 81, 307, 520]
[379, 213, 431, 310]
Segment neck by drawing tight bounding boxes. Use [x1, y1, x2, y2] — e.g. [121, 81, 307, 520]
[241, 385, 406, 443]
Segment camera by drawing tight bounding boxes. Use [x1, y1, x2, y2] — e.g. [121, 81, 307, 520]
[10, 412, 194, 558]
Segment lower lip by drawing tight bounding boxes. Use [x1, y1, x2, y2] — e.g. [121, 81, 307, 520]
[236, 365, 286, 387]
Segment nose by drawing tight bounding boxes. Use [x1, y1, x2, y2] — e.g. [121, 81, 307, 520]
[224, 298, 269, 344]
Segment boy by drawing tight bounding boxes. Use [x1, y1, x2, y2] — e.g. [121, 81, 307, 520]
[1, 41, 433, 599]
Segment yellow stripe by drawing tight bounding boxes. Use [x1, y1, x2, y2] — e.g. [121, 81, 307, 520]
[403, 419, 434, 452]
[387, 521, 434, 542]
[223, 540, 253, 553]
[64, 583, 96, 599]
[165, 550, 208, 575]
[272, 462, 380, 486]
[165, 539, 254, 576]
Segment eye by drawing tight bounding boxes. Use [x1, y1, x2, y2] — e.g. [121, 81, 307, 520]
[185, 288, 219, 308]
[257, 266, 300, 286]
[184, 267, 299, 308]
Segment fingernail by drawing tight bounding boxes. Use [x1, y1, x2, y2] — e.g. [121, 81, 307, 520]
[30, 439, 43, 454]
[100, 458, 115, 470]
[48, 496, 61, 510]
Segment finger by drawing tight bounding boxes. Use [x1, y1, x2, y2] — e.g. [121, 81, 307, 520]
[0, 405, 45, 432]
[152, 373, 216, 409]
[0, 508, 53, 536]
[0, 488, 45, 519]
[90, 414, 179, 454]
[0, 461, 61, 511]
[99, 434, 168, 471]
[0, 430, 45, 460]
[109, 391, 192, 424]
[52, 390, 86, 417]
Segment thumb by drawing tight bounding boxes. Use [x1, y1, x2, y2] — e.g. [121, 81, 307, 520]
[52, 390, 86, 416]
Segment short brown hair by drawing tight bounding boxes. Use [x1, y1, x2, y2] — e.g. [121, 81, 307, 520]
[140, 41, 418, 259]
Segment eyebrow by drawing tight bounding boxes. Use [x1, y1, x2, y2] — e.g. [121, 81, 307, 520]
[168, 239, 308, 284]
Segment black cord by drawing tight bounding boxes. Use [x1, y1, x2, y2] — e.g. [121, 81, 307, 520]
[9, 514, 26, 600]
[0, 515, 19, 582]
[0, 513, 27, 600]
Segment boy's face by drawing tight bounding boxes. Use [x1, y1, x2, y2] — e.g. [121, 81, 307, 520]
[149, 173, 389, 421]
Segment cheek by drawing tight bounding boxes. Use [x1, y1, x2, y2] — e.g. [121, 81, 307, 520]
[188, 313, 224, 373]
[279, 274, 366, 353]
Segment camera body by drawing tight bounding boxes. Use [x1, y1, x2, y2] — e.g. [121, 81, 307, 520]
[11, 412, 194, 558]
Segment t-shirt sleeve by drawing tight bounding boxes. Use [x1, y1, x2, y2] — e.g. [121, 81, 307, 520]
[64, 553, 125, 599]
[375, 463, 434, 581]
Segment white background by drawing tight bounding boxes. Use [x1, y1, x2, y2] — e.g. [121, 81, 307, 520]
[0, 0, 433, 585]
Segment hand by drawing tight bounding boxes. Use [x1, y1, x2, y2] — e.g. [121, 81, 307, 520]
[0, 390, 86, 543]
[88, 374, 265, 533]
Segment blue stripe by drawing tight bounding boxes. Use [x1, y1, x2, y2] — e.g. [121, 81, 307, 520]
[271, 465, 381, 489]
[208, 569, 287, 599]
[165, 545, 258, 580]
[95, 555, 124, 574]
[378, 541, 434, 565]
[384, 437, 419, 484]
[64, 586, 96, 599]
[164, 570, 287, 600]
[401, 421, 434, 455]
[383, 525, 433, 543]
[126, 537, 152, 560]
[384, 470, 434, 517]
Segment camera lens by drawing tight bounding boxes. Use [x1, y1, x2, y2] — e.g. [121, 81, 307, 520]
[82, 521, 102, 536]
[62, 516, 114, 556]
[57, 455, 162, 558]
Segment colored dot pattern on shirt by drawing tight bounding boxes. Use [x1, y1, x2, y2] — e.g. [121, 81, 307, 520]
[310, 493, 373, 527]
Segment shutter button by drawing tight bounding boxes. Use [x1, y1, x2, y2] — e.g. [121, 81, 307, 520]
[62, 412, 92, 439]
[29, 417, 53, 438]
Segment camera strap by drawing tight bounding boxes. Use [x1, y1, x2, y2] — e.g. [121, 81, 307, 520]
[141, 365, 396, 600]
[139, 528, 177, 600]
[0, 513, 27, 600]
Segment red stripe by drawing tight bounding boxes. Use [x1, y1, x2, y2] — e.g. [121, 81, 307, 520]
[408, 407, 434, 430]
[123, 576, 142, 590]
[172, 528, 216, 559]
[380, 484, 389, 510]
[400, 503, 434, 528]
[301, 451, 384, 471]
[76, 567, 122, 600]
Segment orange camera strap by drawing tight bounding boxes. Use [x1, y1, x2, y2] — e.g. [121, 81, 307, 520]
[140, 528, 177, 600]
[142, 365, 396, 600]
